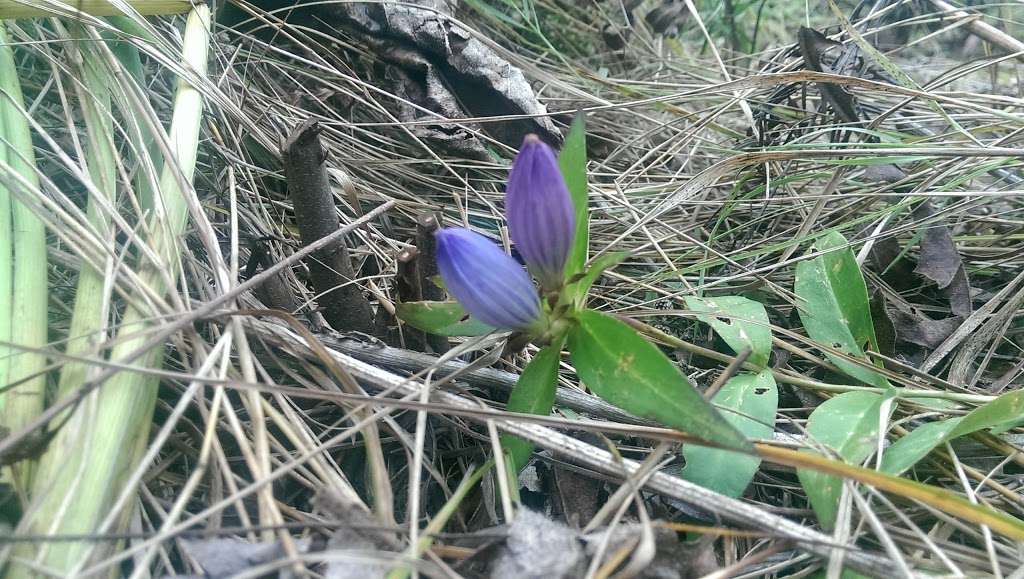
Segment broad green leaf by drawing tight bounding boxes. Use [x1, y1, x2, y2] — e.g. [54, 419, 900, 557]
[500, 339, 564, 473]
[684, 296, 772, 368]
[795, 231, 888, 387]
[568, 310, 751, 451]
[809, 231, 878, 352]
[559, 113, 588, 280]
[797, 391, 888, 530]
[882, 390, 1024, 475]
[571, 250, 628, 305]
[681, 370, 777, 497]
[395, 301, 494, 337]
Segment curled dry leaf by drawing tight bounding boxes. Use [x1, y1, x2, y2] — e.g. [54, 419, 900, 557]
[323, 0, 559, 156]
[861, 163, 907, 184]
[891, 310, 963, 349]
[913, 201, 972, 317]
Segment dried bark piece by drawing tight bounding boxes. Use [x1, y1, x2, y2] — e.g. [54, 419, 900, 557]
[323, 0, 559, 153]
[282, 120, 377, 335]
[415, 213, 444, 303]
[244, 239, 299, 313]
[413, 213, 449, 353]
[396, 246, 429, 352]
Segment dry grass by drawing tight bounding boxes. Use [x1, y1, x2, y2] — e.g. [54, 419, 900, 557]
[1, 0, 1023, 577]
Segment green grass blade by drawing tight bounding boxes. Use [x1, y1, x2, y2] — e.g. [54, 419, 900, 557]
[8, 6, 211, 574]
[0, 69, 9, 410]
[559, 113, 587, 281]
[0, 22, 49, 493]
[0, 0, 190, 18]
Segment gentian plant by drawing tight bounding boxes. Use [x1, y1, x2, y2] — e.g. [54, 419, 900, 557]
[398, 117, 751, 475]
[400, 120, 1024, 536]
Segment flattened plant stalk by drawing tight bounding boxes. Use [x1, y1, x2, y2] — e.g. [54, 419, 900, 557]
[0, 51, 10, 413]
[55, 27, 117, 402]
[6, 6, 211, 574]
[19, 24, 120, 566]
[0, 22, 49, 493]
[0, 0, 190, 18]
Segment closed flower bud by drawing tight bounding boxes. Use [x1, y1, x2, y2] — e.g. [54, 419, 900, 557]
[506, 134, 576, 290]
[435, 228, 542, 331]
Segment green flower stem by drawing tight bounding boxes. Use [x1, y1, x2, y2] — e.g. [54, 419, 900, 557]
[0, 22, 49, 493]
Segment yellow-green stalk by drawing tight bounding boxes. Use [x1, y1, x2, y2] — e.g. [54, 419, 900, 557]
[6, 6, 210, 575]
[0, 22, 49, 494]
[19, 23, 119, 567]
[0, 55, 10, 412]
[56, 27, 118, 402]
[0, 0, 190, 18]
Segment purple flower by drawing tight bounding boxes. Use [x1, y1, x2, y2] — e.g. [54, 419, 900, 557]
[506, 134, 576, 290]
[435, 228, 542, 331]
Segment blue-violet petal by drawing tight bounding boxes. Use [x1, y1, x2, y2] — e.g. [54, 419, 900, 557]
[505, 134, 576, 289]
[435, 228, 541, 331]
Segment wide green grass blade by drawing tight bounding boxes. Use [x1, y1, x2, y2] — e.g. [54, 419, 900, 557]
[8, 7, 211, 574]
[21, 26, 122, 563]
[0, 22, 49, 492]
[0, 0, 190, 18]
[0, 62, 9, 411]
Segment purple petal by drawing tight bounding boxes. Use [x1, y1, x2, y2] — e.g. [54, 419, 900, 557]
[505, 134, 576, 290]
[435, 228, 541, 331]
